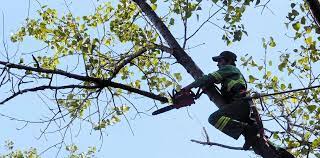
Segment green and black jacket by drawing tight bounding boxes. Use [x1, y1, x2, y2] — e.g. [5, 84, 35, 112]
[190, 65, 247, 102]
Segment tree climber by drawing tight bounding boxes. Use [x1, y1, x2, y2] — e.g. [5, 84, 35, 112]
[182, 51, 259, 150]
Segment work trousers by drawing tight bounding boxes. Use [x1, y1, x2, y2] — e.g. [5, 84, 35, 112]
[208, 100, 253, 139]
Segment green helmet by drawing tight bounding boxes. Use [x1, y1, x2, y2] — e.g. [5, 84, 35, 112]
[212, 51, 237, 62]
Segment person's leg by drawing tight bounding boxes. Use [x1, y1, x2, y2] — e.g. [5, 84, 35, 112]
[208, 104, 248, 140]
[208, 101, 259, 149]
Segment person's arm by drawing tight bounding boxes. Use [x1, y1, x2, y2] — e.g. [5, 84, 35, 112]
[182, 74, 218, 91]
[181, 67, 228, 91]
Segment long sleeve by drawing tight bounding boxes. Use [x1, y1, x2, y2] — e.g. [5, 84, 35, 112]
[185, 65, 240, 89]
[188, 73, 219, 88]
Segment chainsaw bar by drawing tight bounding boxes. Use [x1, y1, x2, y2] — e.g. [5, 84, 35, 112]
[152, 105, 175, 115]
[152, 88, 204, 116]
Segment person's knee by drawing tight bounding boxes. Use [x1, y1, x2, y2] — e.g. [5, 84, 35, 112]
[208, 113, 219, 126]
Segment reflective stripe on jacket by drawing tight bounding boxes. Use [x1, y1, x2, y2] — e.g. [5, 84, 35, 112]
[190, 65, 247, 100]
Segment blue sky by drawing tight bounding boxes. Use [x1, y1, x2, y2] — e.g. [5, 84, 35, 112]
[0, 0, 295, 158]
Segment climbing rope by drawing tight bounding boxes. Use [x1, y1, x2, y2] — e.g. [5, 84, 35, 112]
[244, 84, 320, 100]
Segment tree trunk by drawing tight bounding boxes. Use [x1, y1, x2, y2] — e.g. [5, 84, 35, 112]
[132, 0, 292, 157]
[307, 0, 320, 28]
[132, 0, 225, 107]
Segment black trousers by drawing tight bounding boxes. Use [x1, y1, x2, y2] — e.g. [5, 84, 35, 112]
[208, 100, 253, 139]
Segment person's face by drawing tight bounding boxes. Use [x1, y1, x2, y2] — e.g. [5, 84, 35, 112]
[217, 58, 227, 68]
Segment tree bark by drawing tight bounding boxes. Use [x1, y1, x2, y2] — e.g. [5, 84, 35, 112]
[132, 0, 225, 108]
[307, 0, 320, 28]
[131, 0, 291, 157]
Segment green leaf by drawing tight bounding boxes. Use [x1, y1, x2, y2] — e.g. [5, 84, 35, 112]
[292, 22, 301, 31]
[307, 105, 317, 113]
[67, 94, 75, 100]
[151, 4, 157, 10]
[305, 27, 312, 34]
[111, 115, 121, 123]
[312, 137, 320, 148]
[269, 37, 276, 47]
[135, 80, 141, 89]
[266, 71, 272, 78]
[271, 76, 278, 82]
[25, 70, 32, 75]
[121, 105, 130, 113]
[262, 37, 267, 49]
[173, 73, 182, 81]
[301, 17, 306, 25]
[304, 131, 311, 140]
[278, 63, 286, 71]
[211, 0, 218, 3]
[19, 58, 24, 64]
[169, 18, 175, 25]
[249, 75, 258, 83]
[305, 37, 313, 45]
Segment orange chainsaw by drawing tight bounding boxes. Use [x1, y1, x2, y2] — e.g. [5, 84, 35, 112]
[152, 88, 203, 115]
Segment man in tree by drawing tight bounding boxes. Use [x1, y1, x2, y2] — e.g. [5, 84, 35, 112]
[182, 51, 259, 150]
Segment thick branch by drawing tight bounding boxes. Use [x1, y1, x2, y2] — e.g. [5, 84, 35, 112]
[132, 0, 225, 107]
[306, 0, 320, 28]
[0, 60, 168, 103]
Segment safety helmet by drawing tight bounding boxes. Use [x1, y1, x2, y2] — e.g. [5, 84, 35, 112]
[212, 51, 237, 62]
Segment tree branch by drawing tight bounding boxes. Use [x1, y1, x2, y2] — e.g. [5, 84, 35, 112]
[306, 0, 320, 28]
[132, 0, 225, 107]
[190, 139, 245, 150]
[187, 6, 223, 41]
[0, 60, 168, 103]
[111, 47, 149, 79]
[0, 84, 99, 105]
[111, 44, 174, 80]
[191, 127, 245, 150]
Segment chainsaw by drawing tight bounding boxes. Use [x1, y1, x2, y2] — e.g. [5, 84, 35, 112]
[152, 88, 203, 115]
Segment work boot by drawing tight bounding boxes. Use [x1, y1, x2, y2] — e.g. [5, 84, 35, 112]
[242, 123, 259, 150]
